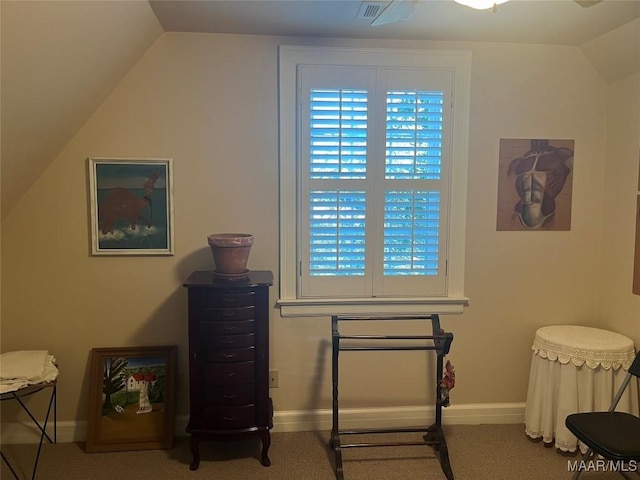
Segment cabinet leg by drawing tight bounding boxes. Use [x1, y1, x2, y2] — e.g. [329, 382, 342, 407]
[189, 435, 200, 471]
[259, 430, 271, 466]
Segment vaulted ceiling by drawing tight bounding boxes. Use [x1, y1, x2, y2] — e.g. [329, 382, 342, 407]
[2, 0, 639, 219]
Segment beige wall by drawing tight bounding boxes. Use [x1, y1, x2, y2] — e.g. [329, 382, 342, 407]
[2, 32, 634, 425]
[599, 72, 640, 344]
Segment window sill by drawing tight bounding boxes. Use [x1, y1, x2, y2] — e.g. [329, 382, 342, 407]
[277, 297, 469, 317]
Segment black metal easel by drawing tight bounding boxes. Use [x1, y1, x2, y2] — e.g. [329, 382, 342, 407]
[330, 314, 454, 480]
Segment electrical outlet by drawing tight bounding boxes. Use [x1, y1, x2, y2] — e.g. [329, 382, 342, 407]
[269, 370, 279, 388]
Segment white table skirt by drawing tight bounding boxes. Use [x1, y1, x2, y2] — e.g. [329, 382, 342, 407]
[524, 326, 639, 453]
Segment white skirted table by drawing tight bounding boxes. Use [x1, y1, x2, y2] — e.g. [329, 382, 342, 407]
[524, 325, 639, 453]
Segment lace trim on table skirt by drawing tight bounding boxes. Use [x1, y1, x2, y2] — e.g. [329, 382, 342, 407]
[525, 429, 588, 454]
[532, 343, 636, 370]
[524, 428, 554, 445]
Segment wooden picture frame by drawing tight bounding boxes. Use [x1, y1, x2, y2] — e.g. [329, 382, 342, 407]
[88, 157, 174, 256]
[86, 346, 177, 453]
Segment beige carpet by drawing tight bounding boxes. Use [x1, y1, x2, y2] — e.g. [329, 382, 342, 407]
[0, 424, 628, 480]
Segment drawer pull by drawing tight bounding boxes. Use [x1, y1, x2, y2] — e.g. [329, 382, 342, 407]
[223, 394, 237, 399]
[226, 372, 236, 377]
[222, 340, 234, 345]
[221, 325, 236, 331]
[222, 353, 236, 359]
[223, 416, 236, 422]
[219, 311, 235, 317]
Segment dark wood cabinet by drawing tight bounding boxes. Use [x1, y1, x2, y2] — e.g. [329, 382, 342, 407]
[183, 270, 273, 470]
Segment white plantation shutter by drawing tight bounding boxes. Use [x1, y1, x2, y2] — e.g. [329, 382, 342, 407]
[309, 190, 366, 276]
[308, 89, 367, 278]
[383, 90, 443, 279]
[279, 47, 470, 315]
[385, 90, 443, 181]
[309, 89, 367, 181]
[299, 66, 451, 298]
[383, 190, 440, 276]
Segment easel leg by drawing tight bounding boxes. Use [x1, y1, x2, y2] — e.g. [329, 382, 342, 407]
[331, 316, 344, 480]
[424, 424, 454, 480]
[334, 443, 344, 480]
[428, 316, 455, 480]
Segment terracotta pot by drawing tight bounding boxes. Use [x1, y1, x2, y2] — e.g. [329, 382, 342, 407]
[207, 233, 254, 274]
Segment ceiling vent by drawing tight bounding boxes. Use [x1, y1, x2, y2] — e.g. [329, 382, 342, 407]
[357, 1, 389, 19]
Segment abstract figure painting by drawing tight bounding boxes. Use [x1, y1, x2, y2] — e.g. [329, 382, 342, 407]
[88, 158, 174, 255]
[497, 139, 574, 231]
[85, 346, 176, 452]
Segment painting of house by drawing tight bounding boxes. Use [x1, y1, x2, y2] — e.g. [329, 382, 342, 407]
[127, 372, 158, 392]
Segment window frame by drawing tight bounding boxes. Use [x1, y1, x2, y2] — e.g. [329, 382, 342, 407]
[278, 45, 471, 317]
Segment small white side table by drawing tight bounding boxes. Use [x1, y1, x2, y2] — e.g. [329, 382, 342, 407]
[524, 325, 638, 453]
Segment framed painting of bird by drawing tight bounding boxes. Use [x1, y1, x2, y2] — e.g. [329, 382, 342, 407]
[88, 157, 174, 255]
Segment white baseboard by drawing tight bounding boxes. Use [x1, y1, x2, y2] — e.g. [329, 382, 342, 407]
[0, 402, 525, 444]
[271, 402, 526, 433]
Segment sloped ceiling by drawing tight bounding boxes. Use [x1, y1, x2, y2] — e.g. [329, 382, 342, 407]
[1, 0, 638, 220]
[0, 0, 163, 219]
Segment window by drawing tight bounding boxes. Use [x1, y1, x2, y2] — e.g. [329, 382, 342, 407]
[278, 46, 471, 317]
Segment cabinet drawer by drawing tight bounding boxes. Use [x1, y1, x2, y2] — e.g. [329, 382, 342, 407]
[203, 347, 255, 363]
[203, 362, 255, 385]
[202, 405, 256, 429]
[204, 383, 255, 406]
[198, 306, 255, 322]
[205, 333, 255, 349]
[200, 292, 256, 307]
[202, 321, 254, 335]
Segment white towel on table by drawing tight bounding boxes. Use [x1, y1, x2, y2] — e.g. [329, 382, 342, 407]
[0, 350, 59, 394]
